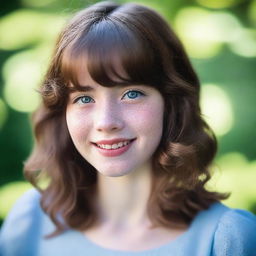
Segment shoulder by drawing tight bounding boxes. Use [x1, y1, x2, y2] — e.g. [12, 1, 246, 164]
[1, 188, 41, 225]
[213, 206, 256, 256]
[0, 189, 43, 256]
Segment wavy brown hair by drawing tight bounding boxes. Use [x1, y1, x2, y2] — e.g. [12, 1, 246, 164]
[24, 1, 228, 236]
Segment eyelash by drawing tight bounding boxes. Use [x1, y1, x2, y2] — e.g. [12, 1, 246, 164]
[73, 95, 94, 104]
[122, 90, 145, 100]
[73, 90, 145, 105]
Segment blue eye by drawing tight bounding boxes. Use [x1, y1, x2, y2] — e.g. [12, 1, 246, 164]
[122, 90, 145, 100]
[75, 96, 94, 104]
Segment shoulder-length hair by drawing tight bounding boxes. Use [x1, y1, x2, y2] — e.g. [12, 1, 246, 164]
[24, 1, 228, 236]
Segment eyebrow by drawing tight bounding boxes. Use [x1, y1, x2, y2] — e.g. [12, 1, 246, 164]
[67, 85, 94, 94]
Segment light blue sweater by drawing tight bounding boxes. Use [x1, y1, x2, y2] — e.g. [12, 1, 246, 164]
[0, 189, 256, 256]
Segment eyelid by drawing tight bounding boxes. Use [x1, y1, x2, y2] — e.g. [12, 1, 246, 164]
[124, 88, 145, 93]
[68, 92, 82, 102]
[69, 88, 93, 100]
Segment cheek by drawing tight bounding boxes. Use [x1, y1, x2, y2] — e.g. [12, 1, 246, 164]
[127, 102, 164, 138]
[66, 110, 91, 143]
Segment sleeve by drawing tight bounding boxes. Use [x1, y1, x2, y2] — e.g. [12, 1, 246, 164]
[213, 208, 256, 256]
[0, 189, 42, 256]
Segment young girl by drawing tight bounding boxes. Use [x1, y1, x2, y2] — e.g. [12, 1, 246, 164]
[1, 1, 256, 255]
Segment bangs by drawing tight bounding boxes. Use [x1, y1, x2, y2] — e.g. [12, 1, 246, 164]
[61, 18, 164, 89]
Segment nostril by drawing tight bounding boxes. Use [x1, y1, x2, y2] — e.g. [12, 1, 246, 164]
[95, 119, 124, 132]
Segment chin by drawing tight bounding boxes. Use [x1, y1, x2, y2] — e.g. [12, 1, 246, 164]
[101, 172, 128, 177]
[96, 165, 135, 178]
[99, 170, 133, 177]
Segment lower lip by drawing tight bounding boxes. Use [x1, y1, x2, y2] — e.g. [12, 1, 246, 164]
[93, 140, 135, 157]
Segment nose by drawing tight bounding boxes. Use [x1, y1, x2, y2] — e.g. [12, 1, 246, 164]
[95, 100, 124, 133]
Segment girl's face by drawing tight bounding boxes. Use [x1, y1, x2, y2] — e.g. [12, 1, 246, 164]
[66, 67, 164, 177]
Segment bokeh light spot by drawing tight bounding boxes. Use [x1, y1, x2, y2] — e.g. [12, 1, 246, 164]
[174, 7, 223, 58]
[21, 0, 58, 8]
[200, 84, 234, 136]
[208, 152, 256, 210]
[2, 47, 50, 112]
[229, 28, 256, 57]
[0, 9, 66, 50]
[174, 8, 242, 59]
[0, 181, 32, 219]
[248, 0, 256, 25]
[0, 98, 8, 130]
[208, 12, 242, 43]
[196, 0, 242, 9]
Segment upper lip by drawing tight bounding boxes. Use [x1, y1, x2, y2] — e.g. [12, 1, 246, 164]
[92, 138, 136, 145]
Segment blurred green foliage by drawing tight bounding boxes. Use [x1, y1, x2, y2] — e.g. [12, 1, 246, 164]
[0, 0, 256, 226]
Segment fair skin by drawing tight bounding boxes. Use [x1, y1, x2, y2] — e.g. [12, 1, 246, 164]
[66, 66, 187, 251]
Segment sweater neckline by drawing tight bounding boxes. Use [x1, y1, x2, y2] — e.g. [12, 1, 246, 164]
[70, 218, 196, 254]
[72, 227, 190, 254]
[69, 202, 223, 254]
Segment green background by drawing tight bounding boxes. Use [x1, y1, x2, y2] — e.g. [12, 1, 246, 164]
[0, 0, 256, 226]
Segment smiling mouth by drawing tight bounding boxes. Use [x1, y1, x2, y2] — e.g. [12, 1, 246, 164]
[94, 139, 135, 150]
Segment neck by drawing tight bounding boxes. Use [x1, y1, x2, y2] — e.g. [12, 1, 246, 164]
[94, 166, 153, 231]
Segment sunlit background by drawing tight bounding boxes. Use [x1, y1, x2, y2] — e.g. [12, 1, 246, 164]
[0, 0, 256, 225]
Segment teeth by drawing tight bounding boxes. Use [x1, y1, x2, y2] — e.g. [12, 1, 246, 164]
[112, 144, 119, 149]
[96, 140, 131, 149]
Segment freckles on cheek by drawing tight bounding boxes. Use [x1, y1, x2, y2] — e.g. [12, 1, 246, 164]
[131, 106, 164, 132]
[136, 110, 152, 124]
[66, 111, 90, 140]
[140, 101, 164, 122]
